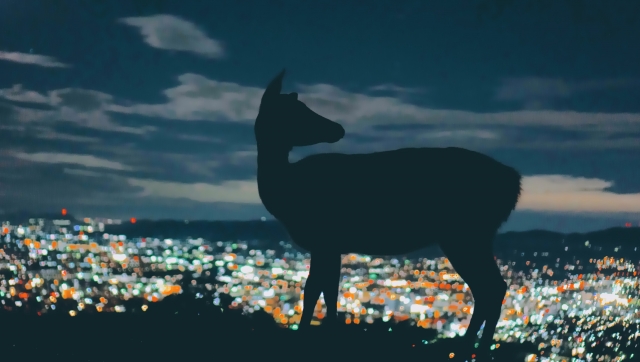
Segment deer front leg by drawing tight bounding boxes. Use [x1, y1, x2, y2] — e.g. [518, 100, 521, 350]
[318, 253, 342, 328]
[298, 252, 342, 330]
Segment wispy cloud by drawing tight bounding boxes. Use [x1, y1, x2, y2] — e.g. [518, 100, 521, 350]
[127, 178, 259, 204]
[495, 77, 639, 101]
[368, 84, 425, 94]
[417, 130, 499, 140]
[5, 74, 640, 152]
[107, 73, 262, 121]
[0, 84, 50, 103]
[0, 85, 155, 135]
[519, 175, 640, 213]
[12, 152, 132, 171]
[0, 51, 70, 68]
[118, 15, 225, 58]
[63, 168, 104, 177]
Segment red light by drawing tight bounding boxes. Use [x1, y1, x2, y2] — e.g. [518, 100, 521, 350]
[130, 218, 136, 224]
[61, 208, 67, 216]
[625, 222, 632, 228]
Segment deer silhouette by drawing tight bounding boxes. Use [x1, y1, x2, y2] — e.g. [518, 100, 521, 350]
[254, 70, 522, 361]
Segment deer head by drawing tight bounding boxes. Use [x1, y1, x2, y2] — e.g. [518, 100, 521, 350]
[255, 69, 345, 150]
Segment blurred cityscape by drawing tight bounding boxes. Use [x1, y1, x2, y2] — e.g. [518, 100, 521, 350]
[0, 213, 638, 362]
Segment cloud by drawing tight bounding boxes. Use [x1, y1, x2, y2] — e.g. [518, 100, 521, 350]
[7, 74, 640, 152]
[0, 85, 155, 135]
[107, 73, 261, 121]
[63, 168, 103, 177]
[12, 152, 132, 171]
[50, 88, 114, 111]
[31, 126, 100, 143]
[118, 15, 224, 58]
[127, 178, 259, 204]
[109, 73, 640, 130]
[0, 51, 71, 68]
[368, 84, 425, 94]
[3, 77, 640, 218]
[495, 77, 639, 102]
[292, 83, 640, 142]
[0, 84, 51, 103]
[518, 175, 640, 213]
[118, 173, 640, 214]
[418, 130, 499, 140]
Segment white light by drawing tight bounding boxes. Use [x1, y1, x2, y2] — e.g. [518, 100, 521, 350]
[410, 304, 429, 314]
[112, 254, 127, 262]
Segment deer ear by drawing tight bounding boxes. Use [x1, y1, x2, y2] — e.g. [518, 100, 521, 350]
[263, 69, 286, 100]
[288, 92, 298, 100]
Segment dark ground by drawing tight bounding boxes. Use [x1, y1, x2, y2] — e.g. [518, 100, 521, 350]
[0, 311, 538, 362]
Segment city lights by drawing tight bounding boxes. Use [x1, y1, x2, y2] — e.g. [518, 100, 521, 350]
[0, 214, 637, 361]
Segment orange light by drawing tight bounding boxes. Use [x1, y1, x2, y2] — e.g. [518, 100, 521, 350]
[130, 218, 136, 224]
[61, 208, 67, 216]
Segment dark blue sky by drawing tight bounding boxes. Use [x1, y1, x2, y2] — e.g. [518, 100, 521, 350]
[1, 0, 639, 232]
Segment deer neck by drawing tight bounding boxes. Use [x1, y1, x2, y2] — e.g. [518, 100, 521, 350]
[256, 145, 293, 218]
[257, 145, 292, 183]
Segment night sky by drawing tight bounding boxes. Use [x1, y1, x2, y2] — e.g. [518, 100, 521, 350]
[1, 1, 639, 232]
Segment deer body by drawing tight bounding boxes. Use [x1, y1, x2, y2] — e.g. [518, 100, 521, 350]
[254, 70, 521, 361]
[259, 147, 521, 256]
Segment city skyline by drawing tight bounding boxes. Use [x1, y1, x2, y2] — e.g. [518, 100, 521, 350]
[1, 1, 640, 232]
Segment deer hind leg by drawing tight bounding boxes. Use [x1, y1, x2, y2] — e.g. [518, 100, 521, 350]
[299, 252, 342, 330]
[439, 234, 507, 361]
